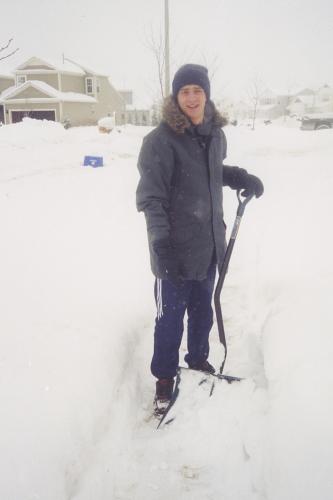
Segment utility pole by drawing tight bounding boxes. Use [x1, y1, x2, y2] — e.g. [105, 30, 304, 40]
[164, 0, 170, 96]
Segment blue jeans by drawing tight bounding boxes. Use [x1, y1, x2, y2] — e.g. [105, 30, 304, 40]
[151, 261, 216, 379]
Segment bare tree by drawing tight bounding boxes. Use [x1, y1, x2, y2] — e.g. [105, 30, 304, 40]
[247, 75, 266, 130]
[144, 25, 166, 101]
[198, 52, 221, 85]
[283, 78, 298, 121]
[0, 38, 19, 62]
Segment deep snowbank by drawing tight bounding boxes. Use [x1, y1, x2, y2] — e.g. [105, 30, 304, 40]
[0, 119, 332, 500]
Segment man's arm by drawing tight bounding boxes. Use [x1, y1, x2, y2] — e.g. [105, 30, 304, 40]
[136, 133, 175, 244]
[136, 133, 182, 284]
[219, 129, 264, 198]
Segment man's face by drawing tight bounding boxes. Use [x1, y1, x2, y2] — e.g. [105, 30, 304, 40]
[177, 85, 206, 124]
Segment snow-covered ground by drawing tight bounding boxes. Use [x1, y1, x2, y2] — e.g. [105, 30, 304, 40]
[0, 118, 332, 500]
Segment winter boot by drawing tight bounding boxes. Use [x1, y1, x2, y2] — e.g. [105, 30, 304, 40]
[154, 378, 174, 416]
[187, 360, 216, 374]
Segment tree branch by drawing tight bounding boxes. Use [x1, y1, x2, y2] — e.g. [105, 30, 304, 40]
[0, 38, 19, 61]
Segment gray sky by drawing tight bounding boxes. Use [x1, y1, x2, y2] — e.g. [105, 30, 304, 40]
[1, 0, 333, 106]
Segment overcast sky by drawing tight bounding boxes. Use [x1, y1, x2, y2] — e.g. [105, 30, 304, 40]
[1, 0, 332, 106]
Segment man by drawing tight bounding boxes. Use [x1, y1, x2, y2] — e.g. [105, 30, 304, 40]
[136, 64, 263, 415]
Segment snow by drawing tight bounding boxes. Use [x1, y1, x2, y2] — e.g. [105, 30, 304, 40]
[0, 118, 332, 500]
[15, 56, 86, 76]
[98, 116, 115, 130]
[0, 84, 17, 101]
[1, 80, 97, 103]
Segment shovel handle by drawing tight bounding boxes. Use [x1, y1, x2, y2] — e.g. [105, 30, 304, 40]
[215, 190, 254, 374]
[236, 190, 254, 217]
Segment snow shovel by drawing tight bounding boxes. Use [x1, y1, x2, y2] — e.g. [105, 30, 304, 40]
[213, 190, 254, 382]
[157, 191, 254, 428]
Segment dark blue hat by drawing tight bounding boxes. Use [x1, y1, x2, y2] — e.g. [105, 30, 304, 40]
[172, 64, 210, 99]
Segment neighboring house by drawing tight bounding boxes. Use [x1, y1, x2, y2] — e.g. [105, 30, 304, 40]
[287, 88, 316, 117]
[116, 89, 151, 125]
[0, 56, 126, 126]
[121, 106, 151, 126]
[315, 84, 333, 113]
[0, 74, 14, 123]
[0, 74, 14, 94]
[255, 89, 290, 120]
[288, 86, 333, 117]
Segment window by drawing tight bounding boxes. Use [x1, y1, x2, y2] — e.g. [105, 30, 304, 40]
[16, 75, 27, 86]
[261, 97, 274, 105]
[86, 77, 94, 94]
[96, 79, 100, 93]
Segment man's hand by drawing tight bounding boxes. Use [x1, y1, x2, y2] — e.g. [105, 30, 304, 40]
[241, 173, 264, 198]
[152, 239, 183, 287]
[224, 167, 264, 198]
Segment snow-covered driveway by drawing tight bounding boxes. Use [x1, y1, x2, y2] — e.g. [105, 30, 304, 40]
[0, 119, 332, 500]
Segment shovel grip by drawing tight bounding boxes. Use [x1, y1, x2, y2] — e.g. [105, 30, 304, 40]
[236, 190, 254, 216]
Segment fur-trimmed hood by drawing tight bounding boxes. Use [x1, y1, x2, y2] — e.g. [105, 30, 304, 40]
[162, 95, 228, 134]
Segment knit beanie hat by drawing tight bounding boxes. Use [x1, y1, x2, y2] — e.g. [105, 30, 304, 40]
[172, 64, 210, 100]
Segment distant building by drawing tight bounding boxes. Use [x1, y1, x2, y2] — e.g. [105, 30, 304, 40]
[313, 84, 333, 113]
[116, 89, 151, 126]
[0, 56, 126, 126]
[287, 86, 333, 116]
[231, 85, 333, 122]
[287, 89, 316, 116]
[253, 89, 290, 120]
[119, 106, 151, 126]
[0, 74, 15, 122]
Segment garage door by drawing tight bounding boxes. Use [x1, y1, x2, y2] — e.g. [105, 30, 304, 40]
[11, 110, 56, 123]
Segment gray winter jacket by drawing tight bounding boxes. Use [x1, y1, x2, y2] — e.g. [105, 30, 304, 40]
[136, 97, 240, 281]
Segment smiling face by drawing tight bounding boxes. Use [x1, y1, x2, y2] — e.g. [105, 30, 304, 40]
[177, 85, 207, 124]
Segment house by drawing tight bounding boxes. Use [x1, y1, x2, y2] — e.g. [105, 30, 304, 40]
[116, 89, 151, 126]
[121, 105, 151, 126]
[255, 89, 290, 120]
[0, 74, 15, 123]
[315, 84, 333, 113]
[287, 88, 316, 117]
[0, 73, 14, 94]
[287, 86, 333, 117]
[0, 56, 126, 126]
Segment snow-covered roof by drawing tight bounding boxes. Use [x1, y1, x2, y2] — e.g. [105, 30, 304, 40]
[14, 56, 83, 75]
[14, 56, 110, 77]
[0, 80, 96, 103]
[0, 85, 16, 101]
[257, 104, 277, 111]
[261, 88, 276, 98]
[49, 59, 87, 75]
[296, 88, 315, 96]
[53, 58, 96, 76]
[290, 95, 315, 105]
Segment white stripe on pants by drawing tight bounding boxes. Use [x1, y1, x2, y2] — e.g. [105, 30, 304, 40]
[156, 278, 163, 319]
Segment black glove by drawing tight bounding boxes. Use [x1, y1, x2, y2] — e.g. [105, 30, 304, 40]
[225, 167, 264, 198]
[152, 239, 183, 287]
[241, 173, 264, 198]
